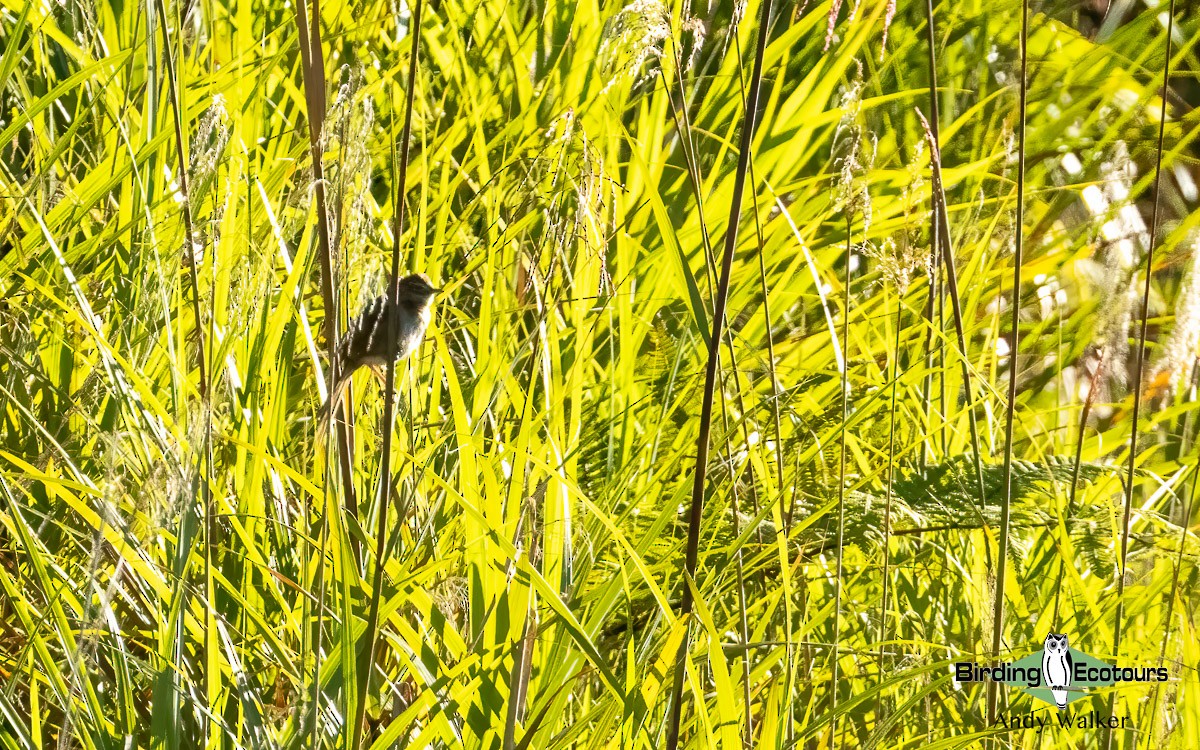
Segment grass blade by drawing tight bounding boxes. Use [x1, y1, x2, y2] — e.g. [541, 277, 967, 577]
[987, 0, 1029, 725]
[353, 0, 425, 745]
[667, 0, 774, 746]
[1107, 3, 1177, 747]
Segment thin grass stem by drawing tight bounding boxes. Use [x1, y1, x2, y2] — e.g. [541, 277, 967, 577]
[831, 214, 852, 747]
[988, 0, 1028, 725]
[666, 1, 772, 745]
[153, 3, 216, 740]
[293, 0, 359, 561]
[876, 289, 903, 722]
[1108, 4, 1176, 747]
[353, 1, 425, 745]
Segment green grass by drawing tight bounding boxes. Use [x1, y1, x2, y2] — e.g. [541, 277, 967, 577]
[1, 0, 1199, 747]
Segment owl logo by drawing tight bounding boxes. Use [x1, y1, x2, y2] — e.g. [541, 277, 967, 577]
[1041, 633, 1073, 710]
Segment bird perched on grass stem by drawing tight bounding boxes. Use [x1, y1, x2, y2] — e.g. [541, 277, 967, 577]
[319, 272, 442, 428]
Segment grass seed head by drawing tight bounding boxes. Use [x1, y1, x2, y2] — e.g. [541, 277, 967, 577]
[1156, 231, 1200, 393]
[832, 71, 873, 233]
[598, 0, 671, 93]
[1093, 142, 1147, 390]
[681, 14, 706, 72]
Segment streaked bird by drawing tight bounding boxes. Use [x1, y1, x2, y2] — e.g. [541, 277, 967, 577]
[320, 272, 441, 427]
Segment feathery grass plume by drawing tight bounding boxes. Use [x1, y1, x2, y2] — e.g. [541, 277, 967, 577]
[280, 161, 315, 249]
[847, 0, 865, 23]
[879, 0, 897, 59]
[831, 71, 873, 232]
[824, 0, 845, 51]
[281, 74, 371, 262]
[868, 144, 928, 296]
[1155, 231, 1200, 392]
[598, 0, 671, 93]
[680, 14, 706, 72]
[722, 0, 748, 55]
[518, 109, 612, 294]
[868, 237, 913, 296]
[1097, 142, 1150, 262]
[903, 141, 930, 251]
[0, 294, 37, 441]
[183, 95, 231, 269]
[58, 431, 147, 748]
[428, 574, 470, 632]
[1091, 142, 1149, 391]
[328, 73, 380, 348]
[321, 67, 376, 269]
[823, 0, 895, 53]
[189, 98, 231, 197]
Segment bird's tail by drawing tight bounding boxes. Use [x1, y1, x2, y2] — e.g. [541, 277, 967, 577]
[316, 375, 354, 437]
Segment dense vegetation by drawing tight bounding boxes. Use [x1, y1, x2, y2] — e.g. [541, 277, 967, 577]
[1, 0, 1198, 746]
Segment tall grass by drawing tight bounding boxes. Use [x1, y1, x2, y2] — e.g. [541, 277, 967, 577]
[1108, 3, 1179, 748]
[1, 0, 1199, 748]
[989, 0, 1029, 726]
[667, 0, 771, 746]
[353, 0, 423, 744]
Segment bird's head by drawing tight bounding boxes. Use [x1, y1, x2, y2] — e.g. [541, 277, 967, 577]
[397, 273, 442, 308]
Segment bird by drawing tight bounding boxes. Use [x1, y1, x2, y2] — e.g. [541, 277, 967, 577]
[1041, 633, 1073, 711]
[319, 272, 442, 428]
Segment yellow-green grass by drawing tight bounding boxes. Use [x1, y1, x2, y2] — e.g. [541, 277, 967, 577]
[0, 0, 1198, 747]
